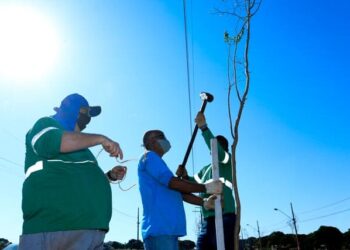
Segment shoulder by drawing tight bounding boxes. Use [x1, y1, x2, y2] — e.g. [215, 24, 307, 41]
[142, 151, 160, 162]
[27, 117, 62, 139]
[32, 116, 61, 130]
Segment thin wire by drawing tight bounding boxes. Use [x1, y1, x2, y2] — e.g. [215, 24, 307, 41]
[300, 208, 350, 223]
[183, 0, 195, 175]
[95, 148, 137, 191]
[0, 156, 23, 168]
[298, 196, 350, 214]
[112, 207, 136, 219]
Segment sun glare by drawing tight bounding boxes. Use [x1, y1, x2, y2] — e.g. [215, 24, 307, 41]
[0, 5, 60, 82]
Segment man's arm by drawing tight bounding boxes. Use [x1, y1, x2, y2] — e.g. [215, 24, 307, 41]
[60, 132, 123, 159]
[195, 112, 228, 163]
[182, 193, 217, 210]
[168, 177, 205, 193]
[168, 177, 222, 194]
[182, 193, 204, 206]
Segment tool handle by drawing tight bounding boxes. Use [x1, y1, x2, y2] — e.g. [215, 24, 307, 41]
[181, 100, 208, 168]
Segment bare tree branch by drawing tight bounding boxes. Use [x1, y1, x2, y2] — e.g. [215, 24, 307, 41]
[222, 0, 261, 249]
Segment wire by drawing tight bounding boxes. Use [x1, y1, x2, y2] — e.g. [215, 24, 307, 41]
[298, 196, 350, 214]
[300, 207, 350, 223]
[0, 164, 23, 178]
[95, 148, 137, 192]
[0, 156, 23, 168]
[112, 207, 136, 219]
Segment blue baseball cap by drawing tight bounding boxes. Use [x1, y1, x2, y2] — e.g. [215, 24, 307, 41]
[52, 93, 101, 131]
[54, 93, 101, 117]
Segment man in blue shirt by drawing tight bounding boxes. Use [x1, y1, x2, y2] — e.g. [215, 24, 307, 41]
[138, 130, 222, 250]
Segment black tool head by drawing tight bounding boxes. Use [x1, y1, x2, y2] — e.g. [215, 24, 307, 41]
[200, 92, 214, 102]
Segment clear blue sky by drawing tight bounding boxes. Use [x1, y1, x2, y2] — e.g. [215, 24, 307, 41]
[0, 0, 349, 244]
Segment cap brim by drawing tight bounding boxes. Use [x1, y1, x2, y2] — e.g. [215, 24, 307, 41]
[89, 106, 101, 117]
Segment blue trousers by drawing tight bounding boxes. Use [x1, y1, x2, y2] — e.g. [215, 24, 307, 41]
[197, 213, 236, 250]
[143, 235, 179, 250]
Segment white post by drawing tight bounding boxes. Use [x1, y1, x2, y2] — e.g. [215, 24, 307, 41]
[211, 138, 225, 250]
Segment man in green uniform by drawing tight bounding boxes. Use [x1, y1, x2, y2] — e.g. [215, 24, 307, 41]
[177, 112, 236, 250]
[19, 93, 126, 250]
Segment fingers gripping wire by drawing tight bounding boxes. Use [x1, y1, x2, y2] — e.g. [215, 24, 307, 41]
[109, 170, 136, 191]
[96, 148, 138, 191]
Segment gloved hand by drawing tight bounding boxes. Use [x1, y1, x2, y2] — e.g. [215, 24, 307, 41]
[203, 194, 217, 210]
[195, 112, 207, 128]
[204, 180, 223, 194]
[176, 164, 188, 178]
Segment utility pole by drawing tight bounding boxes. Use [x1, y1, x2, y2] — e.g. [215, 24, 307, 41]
[137, 207, 140, 241]
[256, 220, 262, 250]
[290, 202, 300, 250]
[274, 203, 300, 250]
[193, 208, 203, 237]
[247, 221, 262, 250]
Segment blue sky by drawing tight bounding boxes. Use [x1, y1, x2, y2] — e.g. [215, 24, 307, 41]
[0, 0, 349, 244]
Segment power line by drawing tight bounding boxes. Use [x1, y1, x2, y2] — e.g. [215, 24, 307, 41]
[0, 164, 23, 178]
[0, 156, 23, 168]
[112, 207, 136, 219]
[300, 207, 350, 223]
[298, 196, 350, 215]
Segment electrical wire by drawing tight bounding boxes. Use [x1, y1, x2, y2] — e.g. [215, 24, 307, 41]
[0, 156, 23, 168]
[298, 196, 350, 214]
[300, 208, 350, 223]
[112, 207, 136, 219]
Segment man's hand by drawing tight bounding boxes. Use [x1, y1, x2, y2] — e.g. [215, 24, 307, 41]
[101, 136, 123, 159]
[204, 180, 223, 194]
[203, 194, 217, 210]
[107, 165, 127, 182]
[176, 165, 188, 178]
[195, 112, 207, 128]
[203, 194, 224, 210]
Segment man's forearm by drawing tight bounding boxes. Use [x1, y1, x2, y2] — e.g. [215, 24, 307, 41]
[182, 193, 203, 206]
[168, 177, 206, 193]
[60, 132, 105, 153]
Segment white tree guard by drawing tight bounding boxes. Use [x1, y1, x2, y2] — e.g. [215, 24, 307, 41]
[211, 138, 225, 250]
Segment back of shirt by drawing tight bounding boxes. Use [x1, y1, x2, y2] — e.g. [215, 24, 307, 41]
[22, 117, 112, 234]
[138, 151, 186, 240]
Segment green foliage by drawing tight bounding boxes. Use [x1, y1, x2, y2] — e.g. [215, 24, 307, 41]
[310, 226, 343, 250]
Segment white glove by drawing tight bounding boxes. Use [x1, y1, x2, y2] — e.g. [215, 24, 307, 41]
[204, 180, 223, 194]
[203, 195, 217, 210]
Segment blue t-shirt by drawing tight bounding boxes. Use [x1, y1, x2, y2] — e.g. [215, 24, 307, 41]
[138, 151, 186, 240]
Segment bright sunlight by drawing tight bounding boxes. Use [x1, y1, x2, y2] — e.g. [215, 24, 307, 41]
[0, 5, 60, 82]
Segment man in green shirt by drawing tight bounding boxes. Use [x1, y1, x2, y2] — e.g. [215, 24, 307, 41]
[19, 93, 126, 250]
[177, 112, 236, 250]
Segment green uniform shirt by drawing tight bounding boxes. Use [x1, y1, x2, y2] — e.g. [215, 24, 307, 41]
[22, 117, 112, 234]
[189, 129, 236, 218]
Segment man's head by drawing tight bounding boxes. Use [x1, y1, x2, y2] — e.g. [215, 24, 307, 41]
[52, 93, 101, 131]
[216, 135, 229, 152]
[143, 130, 171, 157]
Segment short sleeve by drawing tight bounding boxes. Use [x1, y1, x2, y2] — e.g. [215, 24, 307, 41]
[27, 117, 64, 158]
[141, 151, 174, 186]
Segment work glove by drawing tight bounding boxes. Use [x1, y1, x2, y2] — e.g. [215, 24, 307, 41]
[204, 179, 223, 194]
[195, 112, 207, 128]
[203, 195, 217, 210]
